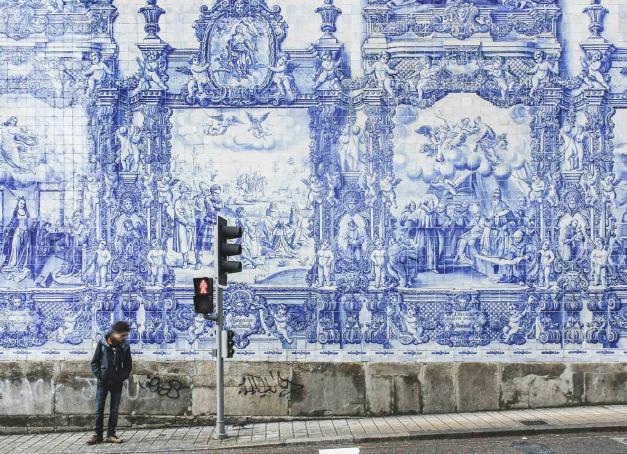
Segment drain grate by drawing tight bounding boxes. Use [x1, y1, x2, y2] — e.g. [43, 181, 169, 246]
[518, 419, 548, 426]
[512, 442, 554, 454]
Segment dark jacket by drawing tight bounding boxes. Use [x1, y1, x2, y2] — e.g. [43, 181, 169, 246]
[91, 333, 132, 385]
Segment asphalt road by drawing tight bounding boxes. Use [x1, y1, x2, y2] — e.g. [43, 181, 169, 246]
[230, 432, 627, 454]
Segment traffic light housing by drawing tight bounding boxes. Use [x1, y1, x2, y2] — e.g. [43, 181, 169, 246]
[193, 277, 213, 314]
[217, 216, 242, 286]
[223, 329, 236, 358]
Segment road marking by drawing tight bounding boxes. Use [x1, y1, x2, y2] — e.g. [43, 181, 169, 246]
[320, 449, 360, 454]
[610, 437, 627, 446]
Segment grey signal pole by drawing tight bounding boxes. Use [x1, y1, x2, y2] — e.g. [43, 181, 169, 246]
[213, 214, 241, 440]
[214, 214, 226, 440]
[215, 284, 226, 439]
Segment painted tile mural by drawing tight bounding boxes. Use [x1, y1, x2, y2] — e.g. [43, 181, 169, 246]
[0, 0, 625, 363]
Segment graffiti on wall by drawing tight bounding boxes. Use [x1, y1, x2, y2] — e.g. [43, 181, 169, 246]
[0, 0, 624, 361]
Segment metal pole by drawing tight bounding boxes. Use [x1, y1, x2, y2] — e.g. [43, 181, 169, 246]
[215, 285, 226, 439]
[214, 213, 226, 440]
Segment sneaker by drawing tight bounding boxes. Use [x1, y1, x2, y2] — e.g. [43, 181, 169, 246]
[105, 435, 124, 444]
[86, 435, 102, 445]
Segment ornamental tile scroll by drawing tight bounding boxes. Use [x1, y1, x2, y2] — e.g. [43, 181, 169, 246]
[179, 0, 298, 106]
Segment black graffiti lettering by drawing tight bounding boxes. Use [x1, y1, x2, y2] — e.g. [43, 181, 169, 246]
[237, 371, 303, 399]
[138, 375, 188, 399]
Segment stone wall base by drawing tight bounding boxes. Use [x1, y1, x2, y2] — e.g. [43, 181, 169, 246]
[0, 361, 625, 433]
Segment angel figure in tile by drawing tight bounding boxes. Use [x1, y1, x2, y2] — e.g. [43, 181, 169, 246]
[365, 51, 398, 97]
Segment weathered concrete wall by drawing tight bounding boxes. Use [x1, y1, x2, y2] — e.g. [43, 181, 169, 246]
[0, 361, 625, 433]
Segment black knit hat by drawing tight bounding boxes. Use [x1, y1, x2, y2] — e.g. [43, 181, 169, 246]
[111, 320, 131, 333]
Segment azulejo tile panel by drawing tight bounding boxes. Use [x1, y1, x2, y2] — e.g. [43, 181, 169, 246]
[0, 0, 624, 362]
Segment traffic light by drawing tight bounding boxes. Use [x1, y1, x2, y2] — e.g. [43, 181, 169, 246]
[223, 329, 236, 358]
[217, 216, 242, 286]
[193, 277, 213, 314]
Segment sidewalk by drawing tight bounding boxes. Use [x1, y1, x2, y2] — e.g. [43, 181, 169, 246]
[1, 405, 626, 454]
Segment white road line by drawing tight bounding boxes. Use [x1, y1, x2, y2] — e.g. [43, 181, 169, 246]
[319, 449, 360, 454]
[610, 437, 627, 446]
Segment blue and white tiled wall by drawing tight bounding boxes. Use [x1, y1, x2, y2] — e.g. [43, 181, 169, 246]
[0, 0, 625, 363]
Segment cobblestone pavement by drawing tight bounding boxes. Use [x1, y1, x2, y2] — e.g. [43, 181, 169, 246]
[1, 405, 626, 454]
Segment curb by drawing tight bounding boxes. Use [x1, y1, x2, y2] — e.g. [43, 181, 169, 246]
[66, 422, 627, 453]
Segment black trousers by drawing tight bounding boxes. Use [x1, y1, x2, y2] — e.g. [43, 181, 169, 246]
[94, 380, 123, 438]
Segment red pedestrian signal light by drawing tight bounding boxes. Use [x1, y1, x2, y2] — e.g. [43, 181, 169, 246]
[193, 277, 214, 314]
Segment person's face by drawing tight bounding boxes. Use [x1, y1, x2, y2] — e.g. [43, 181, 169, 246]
[124, 199, 133, 211]
[18, 199, 25, 209]
[110, 331, 129, 343]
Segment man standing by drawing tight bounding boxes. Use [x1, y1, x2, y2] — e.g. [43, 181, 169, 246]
[87, 321, 132, 445]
